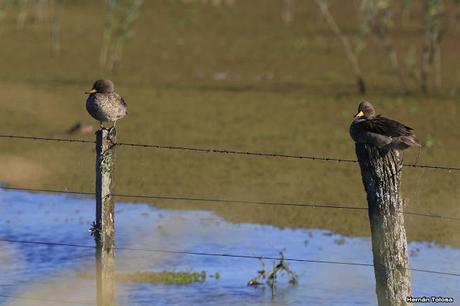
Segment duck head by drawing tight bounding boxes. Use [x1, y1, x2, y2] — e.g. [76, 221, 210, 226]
[354, 101, 376, 119]
[85, 79, 115, 94]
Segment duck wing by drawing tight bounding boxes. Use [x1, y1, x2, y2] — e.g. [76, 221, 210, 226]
[361, 116, 415, 137]
[120, 96, 127, 107]
[120, 96, 128, 115]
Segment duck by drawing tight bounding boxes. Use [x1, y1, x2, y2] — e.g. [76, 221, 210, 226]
[85, 79, 127, 128]
[349, 101, 420, 150]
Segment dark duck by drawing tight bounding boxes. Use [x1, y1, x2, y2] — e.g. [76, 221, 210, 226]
[350, 101, 420, 150]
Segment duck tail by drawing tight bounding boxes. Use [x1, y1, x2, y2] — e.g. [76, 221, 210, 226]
[390, 136, 421, 150]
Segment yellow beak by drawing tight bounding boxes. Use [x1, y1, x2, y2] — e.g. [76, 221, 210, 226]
[85, 88, 97, 94]
[354, 111, 364, 118]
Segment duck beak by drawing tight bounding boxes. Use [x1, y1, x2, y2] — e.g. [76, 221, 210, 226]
[354, 111, 364, 118]
[85, 88, 97, 94]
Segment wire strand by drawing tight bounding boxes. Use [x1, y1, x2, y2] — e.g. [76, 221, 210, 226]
[115, 141, 460, 171]
[117, 141, 358, 163]
[1, 238, 459, 278]
[0, 134, 94, 144]
[1, 134, 459, 171]
[2, 186, 460, 222]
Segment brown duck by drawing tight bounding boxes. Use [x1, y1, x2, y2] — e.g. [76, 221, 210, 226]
[85, 80, 127, 128]
[349, 101, 420, 150]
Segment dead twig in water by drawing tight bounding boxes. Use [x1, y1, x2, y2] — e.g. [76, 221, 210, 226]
[247, 252, 298, 299]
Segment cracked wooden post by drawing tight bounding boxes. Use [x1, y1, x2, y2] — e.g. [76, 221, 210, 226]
[355, 144, 412, 306]
[95, 127, 116, 306]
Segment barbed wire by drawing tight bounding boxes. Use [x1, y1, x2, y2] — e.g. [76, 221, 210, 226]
[0, 134, 94, 144]
[2, 135, 458, 302]
[117, 141, 358, 163]
[0, 186, 95, 196]
[2, 186, 460, 222]
[1, 134, 459, 171]
[1, 238, 459, 278]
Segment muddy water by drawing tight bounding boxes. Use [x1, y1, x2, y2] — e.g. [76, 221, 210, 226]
[0, 189, 459, 306]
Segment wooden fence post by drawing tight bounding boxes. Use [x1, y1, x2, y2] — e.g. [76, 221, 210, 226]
[355, 144, 412, 306]
[94, 127, 116, 306]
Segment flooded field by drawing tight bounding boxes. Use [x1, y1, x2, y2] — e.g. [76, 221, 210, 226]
[0, 1, 459, 248]
[0, 1, 459, 304]
[0, 189, 459, 306]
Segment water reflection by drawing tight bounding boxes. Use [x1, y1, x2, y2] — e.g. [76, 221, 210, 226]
[0, 190, 459, 306]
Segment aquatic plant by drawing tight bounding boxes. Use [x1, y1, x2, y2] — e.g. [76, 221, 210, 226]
[401, 0, 413, 26]
[100, 0, 119, 68]
[455, 0, 460, 27]
[247, 252, 298, 298]
[0, 0, 14, 23]
[360, 0, 410, 94]
[421, 0, 444, 93]
[116, 271, 207, 284]
[103, 0, 144, 73]
[79, 270, 220, 284]
[314, 0, 367, 94]
[7, 0, 64, 55]
[404, 46, 418, 83]
[16, 0, 29, 29]
[282, 0, 294, 24]
[15, 0, 51, 28]
[50, 0, 65, 56]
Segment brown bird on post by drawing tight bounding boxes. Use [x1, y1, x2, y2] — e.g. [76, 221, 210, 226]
[85, 79, 123, 306]
[350, 101, 420, 151]
[85, 80, 128, 129]
[350, 100, 415, 306]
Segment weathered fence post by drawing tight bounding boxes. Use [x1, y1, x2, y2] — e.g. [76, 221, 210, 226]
[355, 144, 412, 306]
[94, 127, 116, 306]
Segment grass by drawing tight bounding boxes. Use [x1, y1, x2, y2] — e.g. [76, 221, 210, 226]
[0, 1, 459, 246]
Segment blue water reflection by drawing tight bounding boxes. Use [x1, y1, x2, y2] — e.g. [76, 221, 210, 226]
[0, 189, 459, 306]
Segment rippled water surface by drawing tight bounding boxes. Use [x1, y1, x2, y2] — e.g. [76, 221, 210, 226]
[0, 189, 459, 306]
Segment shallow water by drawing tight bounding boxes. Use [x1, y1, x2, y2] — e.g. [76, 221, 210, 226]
[0, 189, 459, 306]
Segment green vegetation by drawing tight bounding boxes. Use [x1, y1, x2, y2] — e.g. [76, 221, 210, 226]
[0, 0, 14, 23]
[100, 0, 145, 72]
[116, 271, 208, 284]
[0, 1, 459, 246]
[79, 270, 218, 284]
